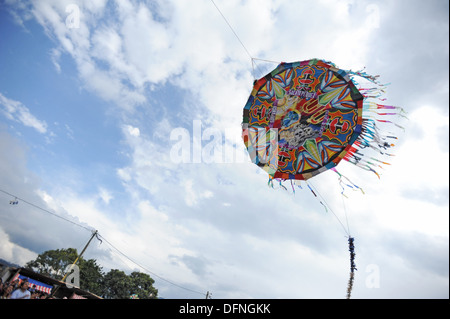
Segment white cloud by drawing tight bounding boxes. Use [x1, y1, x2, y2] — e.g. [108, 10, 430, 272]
[0, 228, 37, 266]
[1, 0, 448, 299]
[124, 124, 140, 137]
[182, 179, 214, 207]
[0, 129, 96, 266]
[0, 93, 48, 134]
[98, 187, 113, 204]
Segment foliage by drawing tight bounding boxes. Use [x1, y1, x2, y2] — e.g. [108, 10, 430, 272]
[101, 269, 158, 299]
[25, 248, 158, 299]
[25, 248, 80, 280]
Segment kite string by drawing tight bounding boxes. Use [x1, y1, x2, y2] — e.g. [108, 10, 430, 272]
[252, 57, 282, 64]
[209, 0, 252, 60]
[306, 180, 351, 237]
[305, 179, 357, 299]
[209, 0, 274, 79]
[342, 195, 351, 237]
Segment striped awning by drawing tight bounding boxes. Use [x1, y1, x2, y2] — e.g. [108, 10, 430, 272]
[13, 273, 53, 295]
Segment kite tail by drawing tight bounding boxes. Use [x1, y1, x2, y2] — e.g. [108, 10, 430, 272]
[346, 272, 355, 299]
[348, 236, 357, 273]
[346, 236, 357, 299]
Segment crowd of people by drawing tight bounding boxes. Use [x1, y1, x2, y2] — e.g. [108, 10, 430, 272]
[0, 278, 52, 299]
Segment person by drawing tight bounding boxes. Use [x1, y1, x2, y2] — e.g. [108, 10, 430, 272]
[30, 290, 40, 299]
[10, 280, 31, 299]
[1, 285, 14, 299]
[9, 279, 19, 290]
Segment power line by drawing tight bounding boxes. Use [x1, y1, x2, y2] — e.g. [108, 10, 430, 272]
[0, 188, 208, 298]
[0, 188, 93, 232]
[98, 234, 206, 297]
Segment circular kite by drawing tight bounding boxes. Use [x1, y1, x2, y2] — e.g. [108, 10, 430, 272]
[241, 58, 405, 298]
[242, 58, 403, 183]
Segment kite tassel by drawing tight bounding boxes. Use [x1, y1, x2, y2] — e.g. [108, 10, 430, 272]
[306, 182, 328, 213]
[331, 168, 365, 196]
[267, 176, 274, 188]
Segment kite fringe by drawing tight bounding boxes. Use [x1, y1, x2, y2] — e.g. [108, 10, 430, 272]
[267, 176, 291, 193]
[331, 168, 364, 197]
[341, 68, 408, 178]
[306, 181, 328, 213]
[267, 177, 329, 213]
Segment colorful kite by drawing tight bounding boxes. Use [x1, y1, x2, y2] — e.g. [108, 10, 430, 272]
[242, 58, 405, 298]
[242, 58, 404, 185]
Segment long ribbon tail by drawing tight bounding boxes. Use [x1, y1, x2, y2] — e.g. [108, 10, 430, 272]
[348, 236, 357, 273]
[346, 272, 355, 299]
[346, 236, 357, 299]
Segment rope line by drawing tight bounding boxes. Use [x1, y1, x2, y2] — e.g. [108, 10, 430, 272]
[341, 195, 351, 237]
[252, 57, 282, 64]
[209, 0, 252, 60]
[306, 181, 351, 237]
[209, 0, 268, 79]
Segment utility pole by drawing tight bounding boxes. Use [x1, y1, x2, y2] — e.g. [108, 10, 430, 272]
[61, 230, 99, 282]
[51, 230, 99, 297]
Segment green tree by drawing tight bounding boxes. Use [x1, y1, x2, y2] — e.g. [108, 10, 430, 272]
[101, 269, 158, 299]
[25, 248, 79, 279]
[101, 269, 131, 299]
[78, 257, 104, 296]
[25, 248, 159, 299]
[129, 271, 158, 299]
[25, 248, 104, 296]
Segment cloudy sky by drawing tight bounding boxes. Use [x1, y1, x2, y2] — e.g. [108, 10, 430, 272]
[0, 0, 448, 299]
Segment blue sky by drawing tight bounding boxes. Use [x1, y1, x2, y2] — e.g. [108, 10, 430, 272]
[0, 12, 122, 188]
[0, 0, 448, 299]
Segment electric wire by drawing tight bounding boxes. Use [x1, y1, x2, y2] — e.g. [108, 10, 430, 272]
[0, 188, 208, 298]
[0, 188, 93, 232]
[98, 234, 206, 297]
